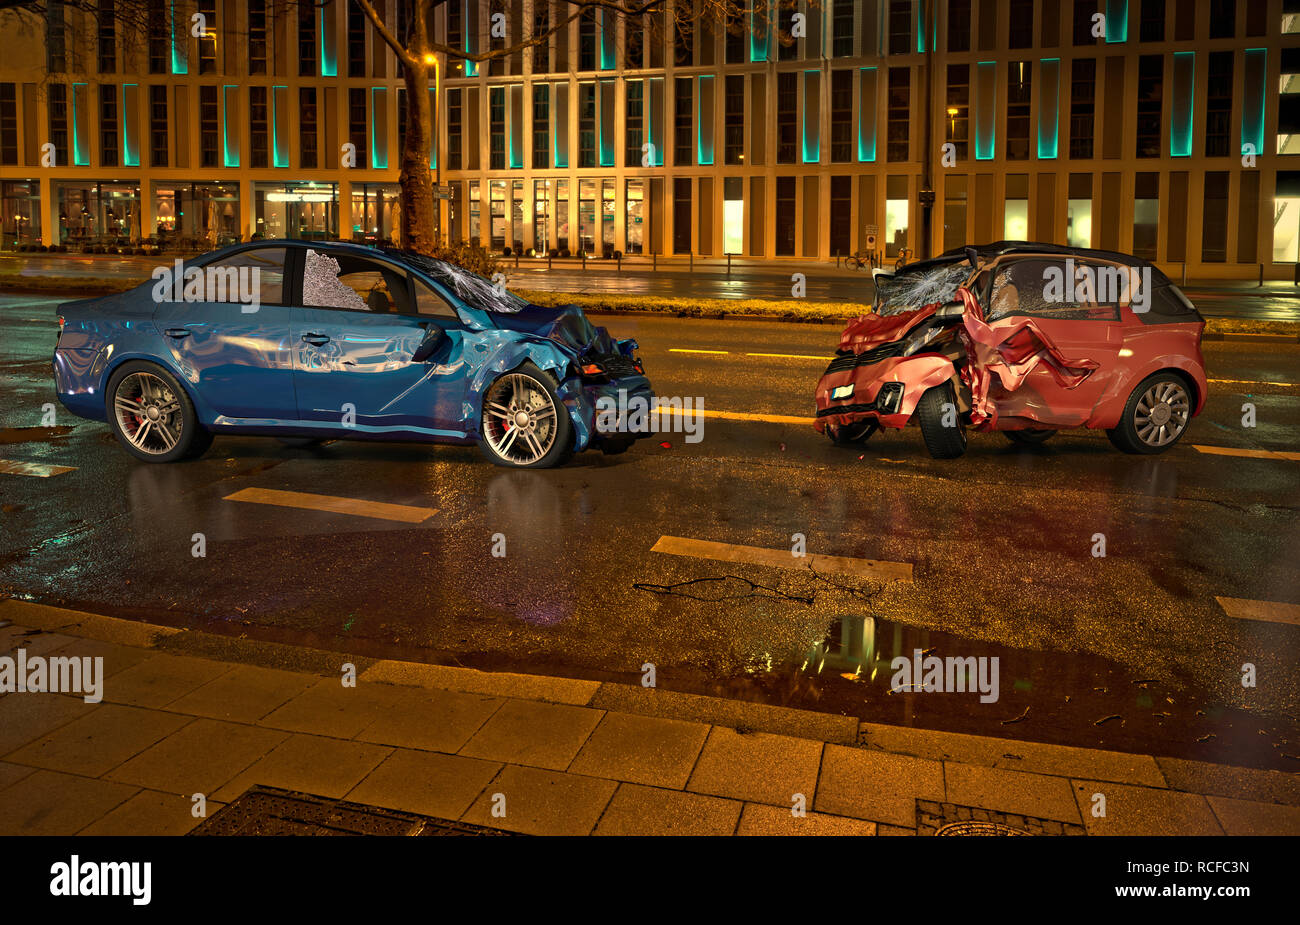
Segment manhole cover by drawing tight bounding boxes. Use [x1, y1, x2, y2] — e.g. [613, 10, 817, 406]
[190, 786, 516, 836]
[935, 820, 1030, 836]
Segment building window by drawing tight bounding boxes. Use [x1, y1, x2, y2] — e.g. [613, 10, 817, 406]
[1072, 0, 1096, 45]
[776, 72, 797, 164]
[1140, 0, 1165, 41]
[147, 0, 166, 73]
[626, 179, 644, 254]
[1007, 61, 1031, 160]
[625, 79, 643, 166]
[97, 0, 116, 73]
[1136, 55, 1163, 158]
[725, 75, 745, 164]
[535, 4, 552, 74]
[948, 0, 971, 52]
[348, 87, 368, 168]
[832, 0, 854, 56]
[198, 86, 218, 167]
[672, 177, 691, 254]
[490, 86, 506, 170]
[830, 175, 852, 256]
[1202, 172, 1229, 262]
[0, 84, 17, 165]
[150, 84, 168, 167]
[348, 6, 367, 78]
[249, 0, 268, 75]
[1133, 172, 1159, 259]
[1209, 0, 1235, 38]
[1205, 52, 1232, 157]
[534, 84, 550, 169]
[778, 5, 798, 60]
[1274, 172, 1300, 261]
[1009, 0, 1034, 48]
[48, 0, 67, 73]
[48, 84, 68, 160]
[829, 70, 852, 163]
[1005, 174, 1029, 239]
[579, 82, 597, 167]
[447, 88, 462, 170]
[1066, 173, 1091, 247]
[299, 87, 317, 168]
[298, 3, 316, 76]
[888, 0, 911, 54]
[673, 77, 692, 166]
[887, 67, 910, 162]
[1069, 58, 1095, 159]
[775, 176, 795, 255]
[250, 86, 268, 168]
[580, 10, 598, 70]
[726, 11, 746, 63]
[623, 13, 643, 69]
[99, 84, 119, 167]
[946, 64, 970, 161]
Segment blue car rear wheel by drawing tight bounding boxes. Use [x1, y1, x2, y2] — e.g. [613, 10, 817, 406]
[105, 361, 212, 463]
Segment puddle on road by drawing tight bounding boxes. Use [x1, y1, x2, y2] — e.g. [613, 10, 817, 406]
[677, 612, 1297, 772]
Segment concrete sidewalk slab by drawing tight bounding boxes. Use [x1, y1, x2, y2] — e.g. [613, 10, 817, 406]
[569, 712, 710, 789]
[259, 678, 411, 739]
[0, 769, 138, 835]
[5, 703, 190, 777]
[211, 734, 392, 803]
[167, 663, 317, 723]
[1070, 780, 1225, 836]
[1206, 796, 1300, 836]
[1155, 756, 1300, 806]
[346, 749, 502, 821]
[102, 653, 233, 708]
[943, 762, 1082, 824]
[459, 699, 605, 771]
[105, 717, 289, 795]
[815, 746, 945, 827]
[78, 789, 214, 836]
[461, 765, 617, 836]
[736, 803, 879, 836]
[593, 783, 742, 836]
[0, 692, 94, 754]
[362, 658, 599, 706]
[687, 727, 823, 806]
[355, 687, 504, 753]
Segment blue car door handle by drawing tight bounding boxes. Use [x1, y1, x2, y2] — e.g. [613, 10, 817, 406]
[164, 328, 191, 338]
[301, 333, 330, 345]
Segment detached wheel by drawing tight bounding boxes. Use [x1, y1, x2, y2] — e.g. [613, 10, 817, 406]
[1107, 372, 1192, 455]
[106, 361, 211, 463]
[916, 382, 967, 459]
[1004, 428, 1056, 445]
[478, 362, 575, 468]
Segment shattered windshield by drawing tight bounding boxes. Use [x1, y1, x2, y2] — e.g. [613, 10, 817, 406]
[873, 262, 971, 316]
[391, 251, 530, 314]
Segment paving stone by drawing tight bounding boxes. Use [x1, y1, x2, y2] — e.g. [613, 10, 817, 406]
[737, 802, 878, 836]
[167, 663, 317, 723]
[356, 687, 503, 754]
[1206, 796, 1300, 836]
[362, 660, 599, 706]
[5, 703, 191, 777]
[1156, 757, 1300, 806]
[687, 727, 822, 806]
[106, 718, 289, 795]
[46, 637, 155, 679]
[459, 699, 604, 771]
[0, 770, 138, 835]
[0, 761, 37, 792]
[78, 789, 215, 836]
[944, 761, 1083, 823]
[0, 692, 94, 755]
[258, 678, 411, 739]
[594, 783, 742, 835]
[461, 765, 616, 836]
[815, 745, 945, 826]
[569, 712, 710, 788]
[1071, 780, 1225, 835]
[212, 734, 392, 802]
[347, 749, 502, 821]
[100, 653, 233, 708]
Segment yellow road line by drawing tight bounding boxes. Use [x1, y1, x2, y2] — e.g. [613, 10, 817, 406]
[0, 459, 76, 477]
[1208, 378, 1299, 389]
[668, 348, 730, 355]
[1193, 445, 1300, 462]
[652, 535, 913, 583]
[745, 352, 830, 361]
[659, 407, 816, 426]
[223, 487, 437, 523]
[1215, 596, 1300, 627]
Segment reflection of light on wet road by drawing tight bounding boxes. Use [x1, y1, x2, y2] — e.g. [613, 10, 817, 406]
[1215, 596, 1300, 626]
[0, 459, 76, 477]
[223, 487, 437, 522]
[651, 535, 913, 582]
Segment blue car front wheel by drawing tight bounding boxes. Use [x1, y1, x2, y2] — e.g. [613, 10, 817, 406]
[479, 363, 574, 469]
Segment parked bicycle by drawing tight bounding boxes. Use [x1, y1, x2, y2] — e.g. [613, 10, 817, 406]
[844, 249, 880, 271]
[893, 247, 914, 271]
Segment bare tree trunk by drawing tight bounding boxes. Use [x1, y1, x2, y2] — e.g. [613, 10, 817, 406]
[399, 65, 437, 255]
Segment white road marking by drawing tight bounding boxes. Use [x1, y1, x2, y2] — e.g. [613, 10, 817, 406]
[223, 487, 437, 523]
[0, 459, 76, 477]
[651, 535, 913, 583]
[1215, 596, 1300, 627]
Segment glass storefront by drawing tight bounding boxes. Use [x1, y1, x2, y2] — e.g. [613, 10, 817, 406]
[625, 180, 644, 255]
[55, 181, 142, 247]
[534, 179, 551, 255]
[490, 180, 506, 250]
[556, 179, 570, 254]
[254, 181, 338, 240]
[578, 179, 596, 255]
[512, 179, 525, 254]
[601, 179, 615, 256]
[469, 180, 481, 246]
[151, 182, 240, 248]
[1, 181, 42, 250]
[350, 182, 400, 245]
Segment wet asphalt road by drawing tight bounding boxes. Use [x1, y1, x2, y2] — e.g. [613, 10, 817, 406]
[1, 293, 1298, 770]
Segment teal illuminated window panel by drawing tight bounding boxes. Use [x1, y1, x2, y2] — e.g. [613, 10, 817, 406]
[858, 67, 877, 162]
[1242, 49, 1266, 158]
[1038, 58, 1059, 159]
[802, 70, 820, 163]
[1105, 0, 1128, 43]
[975, 61, 996, 160]
[1171, 51, 1194, 157]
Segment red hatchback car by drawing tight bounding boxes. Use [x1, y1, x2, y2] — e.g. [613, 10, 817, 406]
[815, 243, 1208, 458]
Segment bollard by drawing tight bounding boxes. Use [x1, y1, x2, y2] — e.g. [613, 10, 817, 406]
[727, 253, 732, 276]
[617, 252, 622, 272]
[653, 252, 657, 271]
[582, 250, 587, 271]
[547, 253, 552, 271]
[1259, 263, 1264, 288]
[690, 253, 694, 272]
[1181, 262, 1187, 286]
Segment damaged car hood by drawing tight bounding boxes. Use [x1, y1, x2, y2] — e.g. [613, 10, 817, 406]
[837, 305, 939, 353]
[491, 303, 621, 355]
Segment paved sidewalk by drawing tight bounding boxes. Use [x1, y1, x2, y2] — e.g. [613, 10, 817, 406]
[1, 599, 1297, 836]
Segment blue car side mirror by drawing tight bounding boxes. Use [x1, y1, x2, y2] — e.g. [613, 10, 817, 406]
[411, 323, 446, 362]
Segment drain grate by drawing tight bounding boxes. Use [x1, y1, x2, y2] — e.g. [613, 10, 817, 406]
[189, 786, 516, 836]
[916, 800, 1085, 836]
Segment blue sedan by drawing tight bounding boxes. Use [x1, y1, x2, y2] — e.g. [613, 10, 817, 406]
[53, 241, 654, 468]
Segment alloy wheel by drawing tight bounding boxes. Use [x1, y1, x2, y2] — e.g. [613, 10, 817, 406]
[1132, 379, 1190, 448]
[113, 371, 184, 455]
[483, 373, 559, 465]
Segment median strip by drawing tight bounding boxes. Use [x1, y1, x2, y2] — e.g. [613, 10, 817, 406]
[651, 534, 913, 583]
[1215, 596, 1300, 627]
[0, 459, 76, 477]
[223, 487, 437, 523]
[1193, 445, 1300, 462]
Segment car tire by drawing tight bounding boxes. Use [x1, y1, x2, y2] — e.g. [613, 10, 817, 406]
[1106, 372, 1193, 455]
[1004, 428, 1056, 445]
[478, 362, 575, 468]
[916, 382, 967, 459]
[105, 361, 209, 463]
